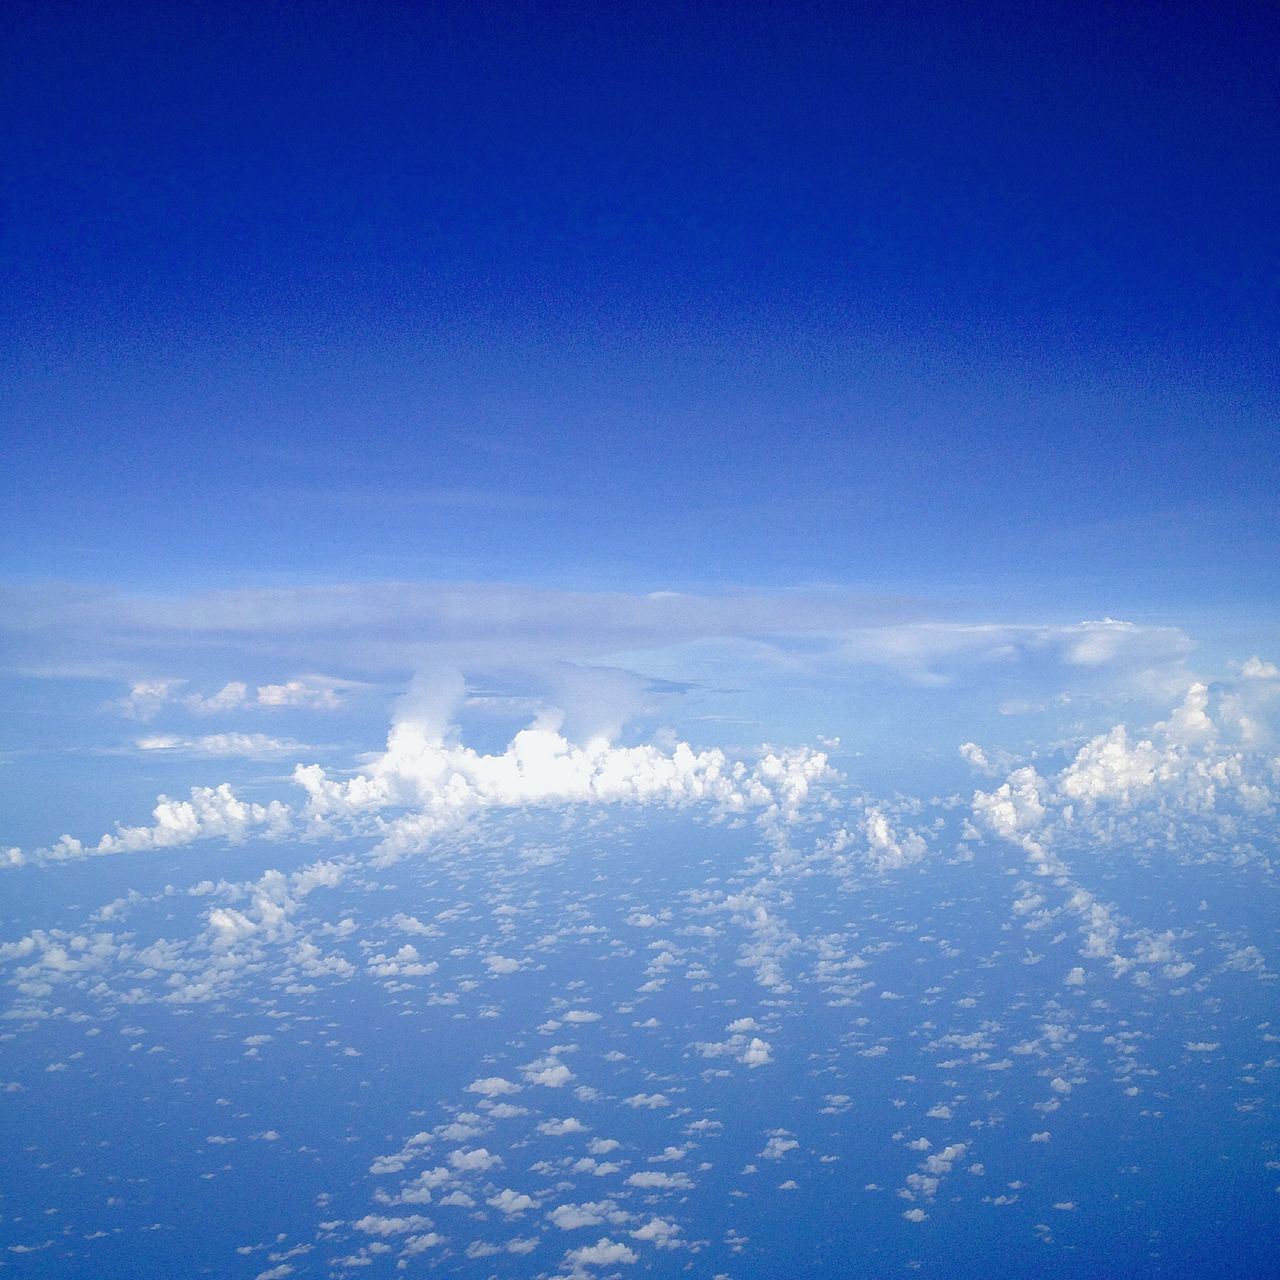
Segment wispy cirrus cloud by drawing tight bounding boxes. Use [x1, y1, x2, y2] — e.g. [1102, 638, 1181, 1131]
[2, 581, 1192, 702]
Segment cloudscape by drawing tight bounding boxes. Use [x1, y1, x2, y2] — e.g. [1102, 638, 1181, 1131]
[2, 3, 1278, 1277]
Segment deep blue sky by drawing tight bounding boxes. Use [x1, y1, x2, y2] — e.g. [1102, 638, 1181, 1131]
[3, 0, 1277, 608]
[5, 17, 1280, 1278]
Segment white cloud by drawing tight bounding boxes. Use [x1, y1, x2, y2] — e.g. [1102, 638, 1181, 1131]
[255, 679, 343, 708]
[964, 690, 1278, 977]
[135, 732, 309, 759]
[14, 697, 829, 867]
[294, 711, 831, 860]
[537, 1117, 586, 1136]
[487, 1188, 539, 1216]
[522, 1057, 574, 1088]
[629, 1217, 682, 1249]
[115, 677, 187, 721]
[863, 807, 928, 871]
[548, 1201, 623, 1230]
[465, 1077, 521, 1098]
[563, 1237, 638, 1268]
[448, 1147, 501, 1172]
[922, 1143, 966, 1174]
[43, 785, 291, 864]
[352, 1214, 433, 1236]
[973, 682, 1274, 858]
[759, 1134, 799, 1160]
[691, 1028, 774, 1069]
[1239, 656, 1280, 680]
[624, 1171, 691, 1190]
[186, 681, 250, 713]
[622, 1092, 669, 1109]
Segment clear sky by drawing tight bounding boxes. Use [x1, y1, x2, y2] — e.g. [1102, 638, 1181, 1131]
[4, 0, 1276, 606]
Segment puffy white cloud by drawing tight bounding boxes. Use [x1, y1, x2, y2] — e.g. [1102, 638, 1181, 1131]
[113, 675, 346, 719]
[972, 683, 1274, 863]
[367, 944, 437, 979]
[1239, 656, 1280, 680]
[42, 785, 291, 864]
[448, 1147, 502, 1172]
[759, 1134, 799, 1160]
[522, 1056, 574, 1088]
[622, 1092, 669, 1109]
[352, 1214, 433, 1236]
[692, 1026, 774, 1069]
[922, 1143, 966, 1174]
[817, 805, 931, 877]
[629, 1217, 682, 1249]
[399, 1233, 444, 1255]
[115, 677, 187, 721]
[624, 1171, 692, 1190]
[970, 767, 1053, 866]
[294, 711, 831, 860]
[537, 1117, 587, 1136]
[563, 1237, 638, 1268]
[14, 691, 829, 868]
[186, 681, 250, 713]
[255, 679, 343, 708]
[465, 1077, 521, 1098]
[863, 807, 928, 871]
[548, 1200, 623, 1230]
[487, 1188, 539, 1216]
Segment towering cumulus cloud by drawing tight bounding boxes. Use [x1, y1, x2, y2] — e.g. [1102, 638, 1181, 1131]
[12, 684, 831, 868]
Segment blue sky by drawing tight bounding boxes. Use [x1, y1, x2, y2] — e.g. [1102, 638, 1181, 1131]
[3, 7, 1280, 1277]
[3, 0, 1278, 844]
[4, 1, 1277, 606]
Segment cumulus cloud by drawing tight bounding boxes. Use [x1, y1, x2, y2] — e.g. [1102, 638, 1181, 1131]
[759, 1133, 799, 1160]
[630, 1217, 682, 1249]
[692, 1023, 775, 1069]
[292, 700, 831, 860]
[965, 680, 1278, 976]
[973, 682, 1273, 849]
[819, 807, 930, 873]
[113, 676, 345, 720]
[465, 1077, 522, 1098]
[522, 1057, 575, 1088]
[43, 785, 291, 864]
[538, 1117, 587, 1136]
[563, 1237, 637, 1268]
[487, 1188, 540, 1216]
[548, 1200, 624, 1230]
[352, 1214, 433, 1236]
[11, 682, 831, 867]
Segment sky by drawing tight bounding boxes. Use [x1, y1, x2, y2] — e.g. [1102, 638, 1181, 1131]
[3, 0, 1278, 824]
[1, 4, 1279, 1277]
[4, 0, 1277, 603]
